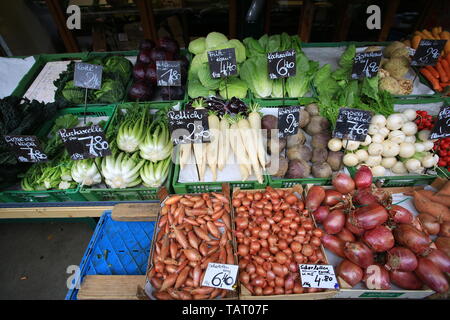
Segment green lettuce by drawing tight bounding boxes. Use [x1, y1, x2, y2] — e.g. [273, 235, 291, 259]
[219, 78, 248, 99]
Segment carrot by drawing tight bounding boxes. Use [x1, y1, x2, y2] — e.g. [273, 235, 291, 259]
[422, 29, 435, 39]
[413, 190, 450, 222]
[420, 68, 442, 91]
[440, 59, 450, 78]
[425, 65, 440, 79]
[413, 190, 450, 207]
[432, 27, 441, 39]
[414, 30, 426, 38]
[436, 61, 449, 82]
[411, 35, 421, 49]
[437, 180, 450, 197]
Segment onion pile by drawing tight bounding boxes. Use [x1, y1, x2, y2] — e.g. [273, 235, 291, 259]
[149, 192, 235, 300]
[307, 167, 450, 293]
[233, 187, 326, 296]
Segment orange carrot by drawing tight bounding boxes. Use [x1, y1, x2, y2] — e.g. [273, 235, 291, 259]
[436, 61, 449, 82]
[411, 35, 421, 49]
[422, 29, 435, 39]
[425, 65, 440, 79]
[441, 59, 450, 78]
[420, 68, 442, 91]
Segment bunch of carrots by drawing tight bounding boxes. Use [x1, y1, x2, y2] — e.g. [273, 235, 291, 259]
[405, 27, 450, 54]
[419, 53, 450, 94]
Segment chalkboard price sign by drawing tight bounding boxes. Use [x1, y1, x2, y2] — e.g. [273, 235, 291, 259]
[267, 49, 296, 80]
[278, 106, 300, 138]
[167, 109, 211, 144]
[430, 105, 450, 140]
[333, 108, 372, 142]
[58, 125, 111, 160]
[156, 60, 181, 86]
[411, 39, 447, 66]
[4, 135, 48, 163]
[351, 50, 382, 79]
[207, 48, 237, 79]
[74, 62, 103, 90]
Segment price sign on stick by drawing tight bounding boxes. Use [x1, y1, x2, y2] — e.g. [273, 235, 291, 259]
[58, 125, 111, 160]
[278, 106, 300, 138]
[351, 50, 382, 79]
[411, 39, 447, 66]
[4, 135, 48, 163]
[167, 109, 210, 144]
[156, 61, 181, 86]
[202, 263, 238, 290]
[267, 49, 296, 79]
[430, 105, 450, 140]
[207, 48, 237, 79]
[299, 264, 339, 289]
[333, 108, 372, 142]
[74, 62, 103, 90]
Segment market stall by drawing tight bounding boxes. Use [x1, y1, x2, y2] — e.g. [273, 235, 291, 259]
[1, 24, 449, 301]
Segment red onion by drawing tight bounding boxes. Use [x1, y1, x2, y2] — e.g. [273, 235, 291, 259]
[385, 247, 418, 272]
[132, 63, 146, 80]
[324, 190, 343, 206]
[388, 205, 414, 224]
[371, 187, 390, 206]
[137, 48, 153, 64]
[336, 227, 356, 243]
[323, 210, 345, 235]
[415, 257, 449, 293]
[345, 214, 365, 236]
[354, 165, 372, 189]
[150, 47, 172, 62]
[158, 37, 179, 54]
[321, 234, 345, 258]
[439, 222, 450, 238]
[393, 224, 432, 255]
[425, 249, 450, 273]
[312, 206, 329, 223]
[417, 213, 440, 235]
[344, 241, 374, 268]
[128, 81, 152, 101]
[363, 264, 391, 290]
[353, 188, 378, 206]
[336, 259, 363, 288]
[435, 237, 450, 257]
[305, 186, 325, 212]
[389, 270, 423, 290]
[332, 173, 355, 194]
[362, 225, 395, 252]
[144, 62, 157, 85]
[349, 203, 388, 230]
[139, 39, 155, 50]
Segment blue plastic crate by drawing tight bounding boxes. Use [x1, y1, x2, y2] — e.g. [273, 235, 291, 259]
[65, 211, 155, 300]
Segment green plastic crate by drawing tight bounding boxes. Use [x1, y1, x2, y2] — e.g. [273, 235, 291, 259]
[172, 164, 267, 194]
[78, 102, 178, 201]
[0, 105, 116, 203]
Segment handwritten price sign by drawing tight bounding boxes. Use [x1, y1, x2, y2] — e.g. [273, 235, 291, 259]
[278, 106, 300, 138]
[351, 50, 382, 79]
[333, 108, 372, 142]
[59, 125, 111, 160]
[267, 49, 296, 80]
[4, 135, 48, 163]
[299, 264, 339, 289]
[74, 62, 103, 90]
[202, 263, 238, 290]
[156, 61, 181, 86]
[430, 105, 450, 139]
[207, 48, 237, 79]
[411, 39, 447, 66]
[167, 110, 211, 144]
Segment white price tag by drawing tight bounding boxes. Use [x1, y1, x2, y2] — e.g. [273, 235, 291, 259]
[201, 263, 238, 291]
[299, 264, 339, 289]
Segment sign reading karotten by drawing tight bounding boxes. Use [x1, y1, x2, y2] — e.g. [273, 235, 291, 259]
[333, 108, 372, 142]
[156, 60, 181, 86]
[58, 125, 111, 160]
[267, 49, 296, 79]
[411, 39, 447, 66]
[74, 62, 103, 90]
[167, 109, 210, 144]
[351, 50, 382, 79]
[201, 263, 238, 290]
[299, 264, 339, 289]
[278, 106, 300, 138]
[4, 135, 48, 163]
[207, 48, 237, 78]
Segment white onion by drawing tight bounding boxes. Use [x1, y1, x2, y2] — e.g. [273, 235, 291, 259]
[404, 136, 416, 143]
[341, 140, 360, 151]
[386, 114, 404, 130]
[368, 124, 380, 135]
[355, 149, 369, 162]
[361, 134, 372, 146]
[365, 155, 382, 167]
[368, 143, 384, 156]
[392, 161, 407, 174]
[422, 140, 434, 151]
[343, 153, 359, 167]
[402, 109, 417, 121]
[388, 130, 406, 144]
[405, 159, 423, 173]
[381, 157, 397, 169]
[371, 115, 387, 128]
[371, 165, 386, 176]
[328, 138, 343, 152]
[401, 122, 418, 136]
[418, 130, 431, 142]
[399, 142, 416, 158]
[414, 142, 425, 152]
[421, 154, 439, 168]
[379, 127, 390, 138]
[372, 134, 385, 144]
[381, 140, 400, 157]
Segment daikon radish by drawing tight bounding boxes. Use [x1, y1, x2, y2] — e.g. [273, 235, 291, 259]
[248, 102, 267, 168]
[228, 116, 252, 178]
[237, 114, 263, 183]
[217, 117, 229, 172]
[206, 111, 220, 181]
[179, 144, 192, 170]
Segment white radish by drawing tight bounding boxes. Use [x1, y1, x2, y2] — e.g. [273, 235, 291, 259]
[228, 117, 252, 178]
[206, 112, 220, 181]
[248, 103, 267, 168]
[217, 117, 229, 172]
[179, 144, 192, 170]
[237, 115, 263, 183]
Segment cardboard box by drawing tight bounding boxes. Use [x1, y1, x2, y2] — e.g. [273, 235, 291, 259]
[143, 184, 239, 300]
[304, 184, 436, 299]
[232, 186, 339, 300]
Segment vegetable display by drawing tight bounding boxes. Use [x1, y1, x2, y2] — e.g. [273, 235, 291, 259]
[148, 191, 235, 300]
[328, 109, 440, 176]
[129, 38, 187, 101]
[307, 167, 450, 293]
[233, 187, 327, 296]
[54, 55, 132, 105]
